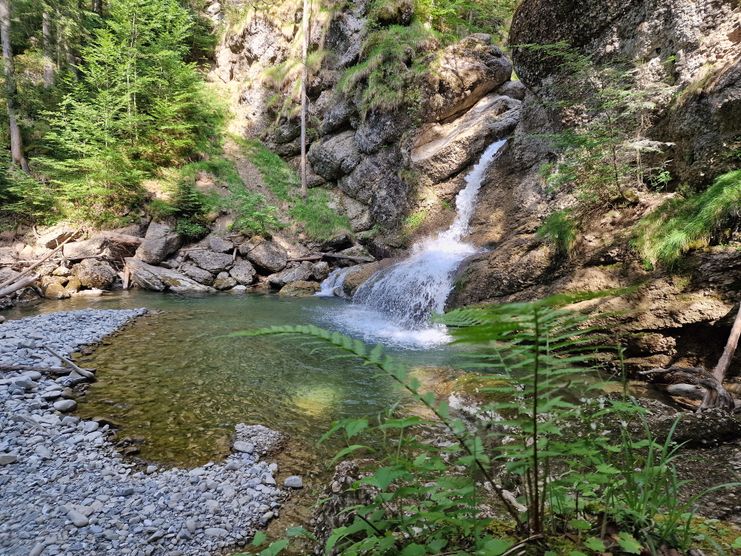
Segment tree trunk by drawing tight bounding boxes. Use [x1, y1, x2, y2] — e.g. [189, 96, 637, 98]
[42, 9, 54, 88]
[713, 305, 741, 382]
[92, 0, 103, 15]
[0, 0, 29, 172]
[299, 0, 309, 198]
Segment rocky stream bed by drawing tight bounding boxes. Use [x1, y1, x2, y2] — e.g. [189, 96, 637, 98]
[0, 309, 294, 556]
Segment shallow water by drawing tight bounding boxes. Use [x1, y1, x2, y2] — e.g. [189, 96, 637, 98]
[8, 291, 457, 467]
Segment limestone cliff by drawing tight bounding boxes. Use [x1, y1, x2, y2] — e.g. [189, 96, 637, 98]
[452, 0, 740, 373]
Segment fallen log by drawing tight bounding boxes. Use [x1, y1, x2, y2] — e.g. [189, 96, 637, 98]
[0, 274, 39, 298]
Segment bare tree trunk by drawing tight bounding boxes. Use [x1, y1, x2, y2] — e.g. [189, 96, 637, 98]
[42, 9, 54, 88]
[713, 305, 741, 382]
[0, 0, 29, 172]
[92, 0, 103, 15]
[299, 0, 309, 199]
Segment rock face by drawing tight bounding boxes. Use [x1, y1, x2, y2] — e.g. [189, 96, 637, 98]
[509, 0, 741, 187]
[308, 131, 362, 181]
[422, 34, 513, 123]
[412, 94, 521, 185]
[135, 223, 181, 265]
[187, 250, 234, 274]
[125, 259, 212, 294]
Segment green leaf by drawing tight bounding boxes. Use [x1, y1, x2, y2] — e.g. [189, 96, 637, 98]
[400, 543, 426, 556]
[568, 518, 592, 531]
[584, 537, 606, 552]
[259, 539, 289, 556]
[480, 538, 514, 555]
[251, 531, 267, 546]
[344, 418, 369, 439]
[617, 532, 643, 554]
[331, 444, 372, 464]
[733, 537, 741, 549]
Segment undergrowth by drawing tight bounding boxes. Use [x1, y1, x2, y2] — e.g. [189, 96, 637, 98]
[236, 137, 349, 240]
[633, 169, 741, 268]
[232, 297, 740, 555]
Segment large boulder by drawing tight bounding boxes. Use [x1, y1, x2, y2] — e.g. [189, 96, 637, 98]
[187, 250, 234, 273]
[73, 259, 118, 290]
[125, 258, 212, 293]
[207, 235, 234, 254]
[134, 222, 181, 265]
[213, 272, 238, 290]
[338, 147, 408, 225]
[239, 238, 288, 273]
[307, 130, 362, 180]
[422, 34, 512, 123]
[181, 263, 215, 286]
[267, 262, 314, 289]
[229, 259, 257, 285]
[412, 94, 521, 185]
[63, 233, 141, 261]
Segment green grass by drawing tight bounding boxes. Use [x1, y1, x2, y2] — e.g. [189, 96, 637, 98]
[634, 170, 741, 267]
[537, 209, 576, 258]
[236, 137, 350, 241]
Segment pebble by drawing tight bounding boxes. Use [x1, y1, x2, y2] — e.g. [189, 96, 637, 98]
[66, 509, 89, 528]
[0, 309, 284, 555]
[53, 399, 77, 412]
[283, 476, 303, 489]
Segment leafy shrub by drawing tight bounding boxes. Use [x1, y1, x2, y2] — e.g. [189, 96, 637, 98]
[232, 190, 282, 236]
[633, 170, 741, 267]
[234, 297, 738, 555]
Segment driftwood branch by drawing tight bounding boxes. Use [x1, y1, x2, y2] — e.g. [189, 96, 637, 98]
[0, 364, 72, 375]
[713, 304, 741, 382]
[42, 345, 95, 380]
[0, 230, 80, 290]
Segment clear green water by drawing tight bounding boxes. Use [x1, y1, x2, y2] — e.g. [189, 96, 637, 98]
[10, 291, 457, 467]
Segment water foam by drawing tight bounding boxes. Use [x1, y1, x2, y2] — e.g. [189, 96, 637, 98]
[318, 139, 507, 348]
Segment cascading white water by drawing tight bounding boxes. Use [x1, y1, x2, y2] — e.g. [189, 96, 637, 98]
[316, 139, 507, 348]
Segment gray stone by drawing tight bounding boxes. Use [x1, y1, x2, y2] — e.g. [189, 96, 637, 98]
[283, 476, 303, 489]
[125, 259, 213, 294]
[229, 259, 257, 285]
[204, 527, 227, 538]
[232, 441, 254, 454]
[67, 509, 89, 528]
[181, 264, 214, 286]
[0, 454, 18, 465]
[73, 259, 118, 290]
[207, 235, 234, 254]
[213, 272, 237, 291]
[187, 250, 233, 273]
[267, 262, 314, 289]
[238, 238, 288, 274]
[307, 130, 362, 180]
[134, 222, 181, 265]
[53, 400, 77, 412]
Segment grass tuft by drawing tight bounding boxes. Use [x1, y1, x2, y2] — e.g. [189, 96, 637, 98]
[633, 170, 741, 267]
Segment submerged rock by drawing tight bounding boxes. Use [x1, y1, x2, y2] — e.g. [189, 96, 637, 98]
[279, 280, 321, 297]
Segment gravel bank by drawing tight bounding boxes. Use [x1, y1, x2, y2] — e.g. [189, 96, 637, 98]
[0, 309, 285, 556]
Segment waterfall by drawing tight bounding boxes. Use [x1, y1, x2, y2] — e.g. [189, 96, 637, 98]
[316, 139, 507, 347]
